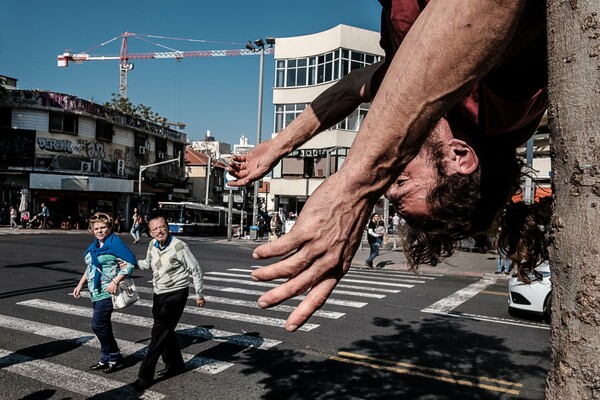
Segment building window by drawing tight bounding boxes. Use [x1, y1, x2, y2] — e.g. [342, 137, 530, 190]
[49, 112, 78, 134]
[0, 107, 11, 127]
[334, 103, 370, 132]
[274, 48, 380, 88]
[135, 134, 149, 157]
[274, 103, 308, 133]
[95, 120, 113, 142]
[155, 137, 167, 160]
[281, 157, 304, 177]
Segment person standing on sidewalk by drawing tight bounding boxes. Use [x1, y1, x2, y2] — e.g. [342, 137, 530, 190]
[38, 203, 50, 229]
[365, 213, 383, 269]
[130, 214, 205, 391]
[9, 206, 18, 229]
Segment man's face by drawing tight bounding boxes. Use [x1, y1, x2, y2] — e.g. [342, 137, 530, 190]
[149, 218, 170, 245]
[385, 121, 453, 222]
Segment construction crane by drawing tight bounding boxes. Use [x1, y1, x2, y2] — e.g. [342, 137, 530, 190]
[57, 32, 274, 98]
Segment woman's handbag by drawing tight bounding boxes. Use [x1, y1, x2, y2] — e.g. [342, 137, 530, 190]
[111, 277, 140, 309]
[94, 266, 139, 310]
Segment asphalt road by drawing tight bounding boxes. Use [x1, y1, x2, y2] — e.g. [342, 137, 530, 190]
[0, 230, 550, 399]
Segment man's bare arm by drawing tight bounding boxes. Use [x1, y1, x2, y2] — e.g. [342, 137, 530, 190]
[251, 0, 527, 332]
[226, 61, 383, 186]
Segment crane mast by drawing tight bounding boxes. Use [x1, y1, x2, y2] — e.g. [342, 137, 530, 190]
[58, 32, 273, 98]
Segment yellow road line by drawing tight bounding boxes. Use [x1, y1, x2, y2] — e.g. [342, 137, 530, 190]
[481, 290, 509, 297]
[331, 351, 522, 396]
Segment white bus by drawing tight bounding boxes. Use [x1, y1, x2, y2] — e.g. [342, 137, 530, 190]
[157, 201, 244, 236]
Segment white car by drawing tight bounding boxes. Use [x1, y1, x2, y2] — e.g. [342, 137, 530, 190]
[507, 262, 552, 322]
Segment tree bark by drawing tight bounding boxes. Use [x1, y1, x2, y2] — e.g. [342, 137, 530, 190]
[546, 1, 600, 399]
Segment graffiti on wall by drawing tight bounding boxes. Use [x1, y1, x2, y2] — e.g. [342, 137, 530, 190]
[37, 137, 106, 160]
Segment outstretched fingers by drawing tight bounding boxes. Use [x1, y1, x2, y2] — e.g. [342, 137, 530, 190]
[284, 273, 341, 332]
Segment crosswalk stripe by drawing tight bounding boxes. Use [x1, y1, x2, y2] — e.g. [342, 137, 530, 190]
[251, 265, 443, 277]
[346, 271, 434, 282]
[208, 271, 402, 292]
[0, 314, 233, 374]
[202, 295, 344, 319]
[237, 267, 431, 283]
[230, 267, 425, 285]
[203, 285, 368, 308]
[17, 299, 281, 350]
[339, 278, 414, 288]
[203, 276, 388, 298]
[144, 297, 319, 332]
[0, 348, 165, 400]
[133, 287, 343, 319]
[72, 294, 320, 332]
[422, 277, 497, 313]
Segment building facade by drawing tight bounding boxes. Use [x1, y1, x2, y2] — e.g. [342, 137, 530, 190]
[269, 24, 384, 215]
[0, 85, 187, 228]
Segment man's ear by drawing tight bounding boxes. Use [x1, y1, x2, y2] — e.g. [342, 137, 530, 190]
[448, 139, 479, 174]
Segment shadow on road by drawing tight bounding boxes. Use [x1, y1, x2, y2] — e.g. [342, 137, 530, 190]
[239, 315, 549, 399]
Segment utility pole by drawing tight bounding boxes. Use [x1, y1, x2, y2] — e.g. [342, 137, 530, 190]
[205, 156, 212, 205]
[138, 151, 181, 197]
[252, 44, 265, 227]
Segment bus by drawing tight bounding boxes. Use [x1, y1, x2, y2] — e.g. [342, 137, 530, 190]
[157, 201, 245, 236]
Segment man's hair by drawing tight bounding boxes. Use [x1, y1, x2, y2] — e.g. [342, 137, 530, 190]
[403, 143, 523, 269]
[147, 210, 167, 225]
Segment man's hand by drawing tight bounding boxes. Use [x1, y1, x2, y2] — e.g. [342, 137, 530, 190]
[250, 174, 374, 332]
[196, 298, 206, 307]
[227, 140, 285, 187]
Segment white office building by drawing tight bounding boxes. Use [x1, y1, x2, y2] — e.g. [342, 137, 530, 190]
[269, 24, 383, 215]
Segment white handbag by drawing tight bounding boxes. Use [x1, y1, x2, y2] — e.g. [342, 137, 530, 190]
[111, 277, 140, 309]
[94, 267, 140, 310]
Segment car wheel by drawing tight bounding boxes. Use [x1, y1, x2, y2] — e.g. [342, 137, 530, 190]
[544, 293, 552, 323]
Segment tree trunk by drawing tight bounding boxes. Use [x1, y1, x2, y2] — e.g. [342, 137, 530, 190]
[546, 1, 600, 399]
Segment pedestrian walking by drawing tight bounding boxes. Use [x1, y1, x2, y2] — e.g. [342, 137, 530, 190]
[129, 214, 205, 391]
[130, 207, 141, 244]
[365, 213, 384, 269]
[72, 212, 137, 373]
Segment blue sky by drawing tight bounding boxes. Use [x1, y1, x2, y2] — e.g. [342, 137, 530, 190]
[1, 1, 381, 146]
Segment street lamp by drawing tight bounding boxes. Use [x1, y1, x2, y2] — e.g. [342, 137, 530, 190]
[249, 36, 275, 227]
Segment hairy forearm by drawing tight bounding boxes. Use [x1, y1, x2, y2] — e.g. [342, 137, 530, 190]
[338, 0, 525, 197]
[272, 61, 382, 154]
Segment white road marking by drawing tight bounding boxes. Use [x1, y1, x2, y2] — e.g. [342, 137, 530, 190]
[347, 271, 435, 281]
[424, 311, 550, 330]
[422, 277, 497, 314]
[206, 271, 401, 293]
[0, 314, 233, 374]
[420, 277, 549, 329]
[233, 268, 431, 283]
[203, 276, 388, 298]
[74, 294, 320, 332]
[202, 295, 344, 319]
[0, 348, 165, 400]
[142, 298, 319, 331]
[17, 299, 280, 349]
[203, 284, 368, 308]
[134, 286, 343, 319]
[250, 265, 443, 277]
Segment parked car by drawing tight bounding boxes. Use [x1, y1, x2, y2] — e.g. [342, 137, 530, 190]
[507, 261, 552, 322]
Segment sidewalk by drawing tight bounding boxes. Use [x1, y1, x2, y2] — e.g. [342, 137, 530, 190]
[351, 243, 499, 278]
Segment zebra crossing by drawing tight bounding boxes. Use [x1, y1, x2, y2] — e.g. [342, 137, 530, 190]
[0, 265, 439, 398]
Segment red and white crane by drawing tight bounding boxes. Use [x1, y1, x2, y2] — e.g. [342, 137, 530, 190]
[57, 32, 273, 98]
